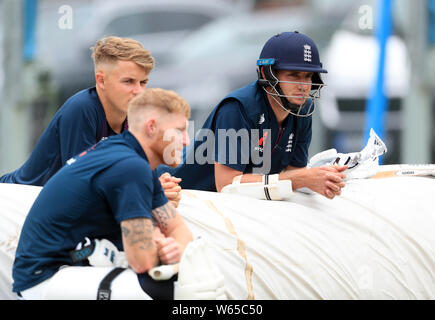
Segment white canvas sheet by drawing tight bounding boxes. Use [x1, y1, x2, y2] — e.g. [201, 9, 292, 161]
[0, 171, 434, 300]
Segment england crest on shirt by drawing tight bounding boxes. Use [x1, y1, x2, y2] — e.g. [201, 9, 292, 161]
[285, 133, 294, 152]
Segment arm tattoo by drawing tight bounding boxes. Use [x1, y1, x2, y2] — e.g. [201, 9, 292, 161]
[152, 202, 177, 233]
[121, 218, 154, 251]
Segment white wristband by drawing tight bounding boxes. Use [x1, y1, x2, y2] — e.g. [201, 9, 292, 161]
[262, 174, 279, 185]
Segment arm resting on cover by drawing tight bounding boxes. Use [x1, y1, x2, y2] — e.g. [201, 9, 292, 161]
[152, 202, 193, 265]
[121, 217, 159, 274]
[215, 162, 347, 199]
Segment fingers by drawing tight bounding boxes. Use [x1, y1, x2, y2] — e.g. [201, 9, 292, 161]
[164, 184, 181, 207]
[164, 190, 181, 200]
[162, 176, 182, 204]
[159, 172, 171, 179]
[324, 180, 344, 199]
[334, 165, 348, 172]
[318, 167, 347, 199]
[171, 176, 182, 183]
[325, 180, 344, 192]
[159, 173, 182, 183]
[325, 172, 345, 197]
[320, 165, 348, 173]
[324, 186, 342, 199]
[162, 182, 182, 192]
[161, 177, 182, 202]
[155, 237, 181, 264]
[306, 166, 348, 200]
[325, 188, 335, 199]
[325, 172, 346, 184]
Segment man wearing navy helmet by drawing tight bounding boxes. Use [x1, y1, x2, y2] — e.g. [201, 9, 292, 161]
[158, 31, 347, 199]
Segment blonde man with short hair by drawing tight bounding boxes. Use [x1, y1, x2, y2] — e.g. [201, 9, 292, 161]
[13, 88, 194, 300]
[1, 36, 182, 206]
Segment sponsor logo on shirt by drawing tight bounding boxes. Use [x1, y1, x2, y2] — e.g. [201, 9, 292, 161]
[66, 157, 76, 166]
[254, 131, 269, 152]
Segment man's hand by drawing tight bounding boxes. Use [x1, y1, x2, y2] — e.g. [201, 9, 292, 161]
[285, 165, 347, 199]
[152, 202, 193, 265]
[155, 236, 182, 265]
[304, 165, 347, 199]
[154, 226, 182, 264]
[159, 172, 182, 207]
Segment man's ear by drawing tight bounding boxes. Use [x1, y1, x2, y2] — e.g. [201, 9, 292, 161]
[260, 67, 266, 79]
[95, 71, 105, 90]
[144, 118, 157, 138]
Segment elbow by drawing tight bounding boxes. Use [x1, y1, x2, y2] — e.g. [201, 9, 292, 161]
[215, 178, 231, 193]
[216, 184, 223, 193]
[130, 259, 158, 274]
[130, 264, 151, 275]
[127, 253, 159, 274]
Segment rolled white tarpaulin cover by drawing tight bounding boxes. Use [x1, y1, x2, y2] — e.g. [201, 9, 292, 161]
[0, 165, 434, 299]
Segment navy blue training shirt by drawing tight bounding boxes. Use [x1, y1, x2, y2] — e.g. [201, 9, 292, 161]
[0, 87, 127, 186]
[156, 81, 312, 191]
[12, 130, 167, 293]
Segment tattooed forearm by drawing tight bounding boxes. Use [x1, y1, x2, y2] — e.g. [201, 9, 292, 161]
[121, 218, 154, 251]
[152, 202, 177, 232]
[121, 226, 130, 237]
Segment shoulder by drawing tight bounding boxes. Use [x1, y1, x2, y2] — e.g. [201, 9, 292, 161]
[57, 87, 103, 120]
[91, 149, 154, 193]
[216, 82, 261, 116]
[218, 81, 260, 109]
[225, 81, 259, 100]
[107, 154, 152, 180]
[213, 99, 251, 131]
[216, 98, 244, 116]
[216, 81, 264, 126]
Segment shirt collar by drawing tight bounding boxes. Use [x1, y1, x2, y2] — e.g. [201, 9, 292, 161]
[121, 130, 148, 161]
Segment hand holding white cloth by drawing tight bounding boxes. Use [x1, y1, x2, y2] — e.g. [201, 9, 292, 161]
[308, 128, 387, 179]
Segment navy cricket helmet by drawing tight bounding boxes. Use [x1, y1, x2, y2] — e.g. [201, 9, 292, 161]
[257, 31, 327, 117]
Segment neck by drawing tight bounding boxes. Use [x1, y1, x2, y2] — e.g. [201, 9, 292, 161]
[143, 147, 161, 171]
[96, 87, 126, 134]
[266, 92, 289, 127]
[131, 130, 161, 170]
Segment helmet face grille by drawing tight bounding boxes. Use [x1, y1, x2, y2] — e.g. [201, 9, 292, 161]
[258, 65, 324, 117]
[264, 83, 323, 117]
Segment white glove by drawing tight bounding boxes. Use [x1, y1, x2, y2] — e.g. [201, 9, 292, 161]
[308, 129, 387, 180]
[308, 148, 339, 168]
[174, 238, 227, 300]
[87, 238, 129, 268]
